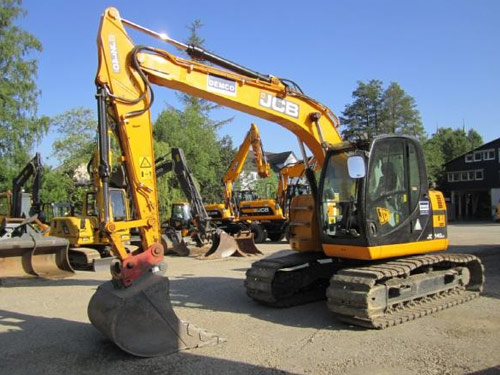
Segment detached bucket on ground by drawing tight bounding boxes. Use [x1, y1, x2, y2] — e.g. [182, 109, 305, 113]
[0, 234, 74, 279]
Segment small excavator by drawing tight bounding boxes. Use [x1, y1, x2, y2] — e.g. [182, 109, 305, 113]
[0, 153, 74, 279]
[155, 147, 259, 258]
[48, 150, 131, 270]
[204, 122, 270, 233]
[87, 8, 484, 357]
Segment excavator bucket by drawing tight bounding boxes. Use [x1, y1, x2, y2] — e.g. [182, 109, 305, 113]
[0, 238, 37, 277]
[30, 236, 74, 279]
[0, 232, 74, 279]
[233, 231, 262, 255]
[198, 230, 241, 260]
[161, 233, 190, 256]
[88, 269, 223, 357]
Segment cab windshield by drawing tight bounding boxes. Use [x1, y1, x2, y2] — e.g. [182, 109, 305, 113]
[321, 151, 359, 238]
[110, 190, 127, 221]
[172, 204, 191, 220]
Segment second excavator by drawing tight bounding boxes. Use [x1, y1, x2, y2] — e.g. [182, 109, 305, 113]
[86, 7, 484, 357]
[156, 147, 259, 258]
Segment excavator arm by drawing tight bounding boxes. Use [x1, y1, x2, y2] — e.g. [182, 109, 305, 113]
[11, 153, 43, 218]
[156, 148, 210, 233]
[94, 7, 342, 279]
[223, 123, 270, 216]
[88, 7, 342, 357]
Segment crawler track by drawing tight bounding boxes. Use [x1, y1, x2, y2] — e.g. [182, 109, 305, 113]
[327, 253, 484, 328]
[245, 252, 341, 307]
[246, 252, 484, 329]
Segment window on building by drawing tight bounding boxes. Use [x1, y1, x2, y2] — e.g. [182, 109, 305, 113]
[465, 154, 473, 163]
[447, 173, 453, 182]
[467, 171, 474, 180]
[474, 152, 482, 162]
[461, 171, 469, 181]
[475, 169, 484, 181]
[483, 149, 495, 161]
[453, 172, 461, 181]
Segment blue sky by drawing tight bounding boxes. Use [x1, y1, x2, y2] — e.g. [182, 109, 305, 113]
[20, 0, 500, 166]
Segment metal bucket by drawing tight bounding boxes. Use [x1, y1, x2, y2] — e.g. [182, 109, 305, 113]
[0, 235, 74, 279]
[233, 231, 263, 256]
[198, 230, 241, 260]
[88, 269, 223, 357]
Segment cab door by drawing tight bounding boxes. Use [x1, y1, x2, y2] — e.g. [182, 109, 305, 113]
[365, 136, 431, 247]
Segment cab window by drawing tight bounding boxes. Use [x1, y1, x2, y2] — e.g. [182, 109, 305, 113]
[366, 139, 409, 235]
[110, 190, 127, 221]
[320, 151, 358, 238]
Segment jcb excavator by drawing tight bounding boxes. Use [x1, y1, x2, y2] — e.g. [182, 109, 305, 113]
[87, 8, 484, 357]
[49, 150, 131, 269]
[155, 147, 258, 258]
[205, 122, 286, 242]
[205, 122, 270, 227]
[237, 159, 318, 242]
[0, 153, 74, 279]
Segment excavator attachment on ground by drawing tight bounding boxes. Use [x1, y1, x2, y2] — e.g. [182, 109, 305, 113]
[88, 267, 223, 357]
[0, 217, 74, 279]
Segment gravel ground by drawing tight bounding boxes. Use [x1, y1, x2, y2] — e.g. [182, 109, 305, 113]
[1, 223, 499, 375]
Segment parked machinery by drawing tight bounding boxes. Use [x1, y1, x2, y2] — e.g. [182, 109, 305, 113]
[155, 147, 259, 258]
[87, 8, 484, 357]
[0, 154, 73, 279]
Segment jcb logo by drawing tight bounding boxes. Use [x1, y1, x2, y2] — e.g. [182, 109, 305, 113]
[259, 92, 299, 118]
[254, 207, 270, 213]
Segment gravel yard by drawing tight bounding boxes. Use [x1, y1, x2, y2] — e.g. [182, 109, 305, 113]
[1, 223, 499, 375]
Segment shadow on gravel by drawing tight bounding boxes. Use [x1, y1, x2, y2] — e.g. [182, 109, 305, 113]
[0, 309, 297, 375]
[168, 276, 354, 332]
[0, 276, 103, 288]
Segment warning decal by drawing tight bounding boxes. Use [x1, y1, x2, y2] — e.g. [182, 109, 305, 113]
[140, 156, 152, 168]
[139, 156, 153, 179]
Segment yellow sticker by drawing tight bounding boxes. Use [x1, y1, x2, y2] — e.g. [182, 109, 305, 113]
[377, 207, 391, 225]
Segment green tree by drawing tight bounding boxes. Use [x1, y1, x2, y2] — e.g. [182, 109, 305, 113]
[341, 80, 425, 141]
[0, 0, 48, 191]
[152, 19, 235, 217]
[424, 127, 483, 185]
[341, 80, 384, 141]
[381, 82, 425, 139]
[50, 107, 97, 171]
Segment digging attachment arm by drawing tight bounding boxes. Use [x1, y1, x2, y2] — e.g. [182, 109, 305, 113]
[89, 6, 344, 356]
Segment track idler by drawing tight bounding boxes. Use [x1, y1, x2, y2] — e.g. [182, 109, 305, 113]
[88, 265, 223, 357]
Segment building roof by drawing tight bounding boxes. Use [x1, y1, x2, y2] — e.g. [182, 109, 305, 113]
[445, 137, 500, 166]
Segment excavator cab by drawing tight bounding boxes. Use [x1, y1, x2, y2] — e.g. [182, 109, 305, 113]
[318, 135, 448, 257]
[169, 202, 192, 231]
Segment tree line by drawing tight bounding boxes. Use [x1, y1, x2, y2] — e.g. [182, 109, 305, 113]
[0, 0, 486, 219]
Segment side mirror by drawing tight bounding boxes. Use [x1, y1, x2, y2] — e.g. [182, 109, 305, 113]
[347, 155, 365, 179]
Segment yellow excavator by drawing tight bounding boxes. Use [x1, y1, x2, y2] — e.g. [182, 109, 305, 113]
[87, 8, 484, 357]
[237, 158, 319, 242]
[49, 150, 131, 269]
[205, 122, 270, 226]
